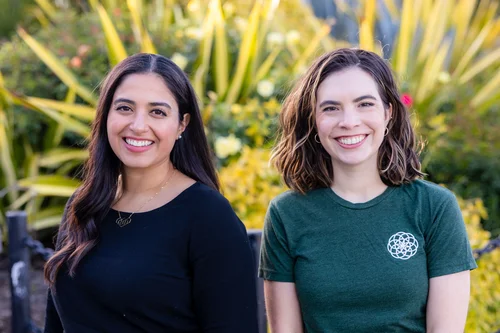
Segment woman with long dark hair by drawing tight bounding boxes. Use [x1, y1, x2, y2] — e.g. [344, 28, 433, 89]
[259, 48, 476, 332]
[44, 53, 258, 333]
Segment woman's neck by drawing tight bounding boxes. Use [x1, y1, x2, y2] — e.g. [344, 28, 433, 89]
[331, 162, 387, 204]
[121, 161, 174, 195]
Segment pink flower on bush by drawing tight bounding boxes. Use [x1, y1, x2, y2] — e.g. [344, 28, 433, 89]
[70, 56, 82, 69]
[401, 93, 413, 107]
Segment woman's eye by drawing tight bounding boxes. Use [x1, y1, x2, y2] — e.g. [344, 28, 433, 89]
[116, 105, 132, 112]
[323, 106, 338, 112]
[360, 102, 375, 107]
[151, 109, 167, 116]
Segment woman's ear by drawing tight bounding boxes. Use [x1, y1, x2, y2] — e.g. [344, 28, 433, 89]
[178, 113, 191, 136]
[385, 103, 393, 125]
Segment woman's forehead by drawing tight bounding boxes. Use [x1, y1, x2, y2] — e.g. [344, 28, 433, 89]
[317, 68, 380, 100]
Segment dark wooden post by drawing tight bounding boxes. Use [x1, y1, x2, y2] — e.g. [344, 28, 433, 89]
[7, 211, 32, 333]
[248, 229, 267, 333]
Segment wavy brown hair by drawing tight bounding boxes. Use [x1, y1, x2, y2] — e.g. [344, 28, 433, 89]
[272, 48, 424, 194]
[45, 53, 220, 287]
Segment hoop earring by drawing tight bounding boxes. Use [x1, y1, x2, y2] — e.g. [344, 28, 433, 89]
[384, 128, 389, 136]
[314, 134, 321, 143]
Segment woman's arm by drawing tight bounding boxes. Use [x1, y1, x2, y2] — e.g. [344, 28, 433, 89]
[43, 289, 63, 333]
[190, 194, 258, 333]
[264, 281, 303, 333]
[426, 270, 471, 333]
[43, 193, 77, 333]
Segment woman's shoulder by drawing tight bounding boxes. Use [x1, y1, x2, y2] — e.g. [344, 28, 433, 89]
[178, 182, 238, 219]
[185, 183, 247, 233]
[400, 179, 457, 203]
[185, 182, 228, 204]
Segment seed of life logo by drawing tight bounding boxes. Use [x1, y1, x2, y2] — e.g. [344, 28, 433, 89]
[387, 232, 419, 260]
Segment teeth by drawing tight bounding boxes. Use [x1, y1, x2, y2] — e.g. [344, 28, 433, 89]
[125, 138, 153, 147]
[338, 135, 365, 145]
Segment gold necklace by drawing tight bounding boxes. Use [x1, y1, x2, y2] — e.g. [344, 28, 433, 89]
[115, 169, 176, 227]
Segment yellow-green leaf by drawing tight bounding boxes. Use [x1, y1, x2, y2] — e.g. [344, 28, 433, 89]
[9, 189, 37, 210]
[212, 0, 229, 98]
[451, 0, 477, 61]
[459, 47, 500, 84]
[32, 215, 64, 230]
[471, 69, 500, 108]
[31, 206, 66, 230]
[127, 0, 157, 54]
[225, 1, 262, 105]
[416, 0, 450, 64]
[381, 0, 399, 21]
[17, 28, 96, 105]
[94, 2, 128, 66]
[255, 47, 282, 82]
[25, 96, 96, 121]
[395, 0, 413, 76]
[416, 39, 451, 102]
[0, 110, 18, 201]
[193, 4, 215, 100]
[39, 149, 89, 167]
[359, 0, 376, 52]
[6, 92, 91, 137]
[293, 24, 331, 74]
[453, 20, 493, 77]
[34, 0, 57, 21]
[18, 175, 80, 197]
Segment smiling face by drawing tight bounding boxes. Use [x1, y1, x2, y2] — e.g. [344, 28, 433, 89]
[315, 67, 392, 171]
[106, 73, 190, 172]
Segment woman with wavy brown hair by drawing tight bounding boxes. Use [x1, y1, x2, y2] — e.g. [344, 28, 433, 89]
[259, 48, 476, 332]
[43, 53, 258, 333]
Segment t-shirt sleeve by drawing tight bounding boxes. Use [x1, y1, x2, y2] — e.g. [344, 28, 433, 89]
[258, 201, 295, 282]
[425, 191, 477, 278]
[190, 193, 258, 333]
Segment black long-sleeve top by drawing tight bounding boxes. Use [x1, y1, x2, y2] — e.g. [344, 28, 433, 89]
[44, 182, 259, 333]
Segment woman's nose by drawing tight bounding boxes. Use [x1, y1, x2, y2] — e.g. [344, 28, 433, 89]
[129, 113, 149, 133]
[338, 108, 361, 129]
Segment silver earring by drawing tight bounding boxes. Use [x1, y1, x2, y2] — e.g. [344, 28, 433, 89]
[314, 134, 321, 143]
[384, 128, 389, 136]
[178, 134, 182, 139]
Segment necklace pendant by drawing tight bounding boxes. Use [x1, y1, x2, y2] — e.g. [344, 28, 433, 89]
[116, 216, 132, 227]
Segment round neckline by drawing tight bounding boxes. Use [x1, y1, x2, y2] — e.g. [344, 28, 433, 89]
[325, 185, 396, 209]
[110, 181, 200, 215]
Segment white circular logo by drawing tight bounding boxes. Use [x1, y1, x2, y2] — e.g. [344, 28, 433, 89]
[387, 232, 418, 260]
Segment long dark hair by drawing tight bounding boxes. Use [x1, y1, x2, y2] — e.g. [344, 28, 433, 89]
[271, 48, 424, 194]
[45, 53, 219, 286]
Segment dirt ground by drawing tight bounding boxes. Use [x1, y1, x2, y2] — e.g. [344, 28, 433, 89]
[0, 255, 47, 333]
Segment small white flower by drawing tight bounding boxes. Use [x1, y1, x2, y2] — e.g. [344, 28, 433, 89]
[286, 30, 301, 46]
[257, 80, 275, 98]
[267, 32, 285, 47]
[185, 27, 203, 40]
[234, 17, 248, 32]
[438, 71, 451, 84]
[215, 135, 242, 159]
[223, 2, 235, 17]
[171, 53, 188, 70]
[187, 1, 200, 12]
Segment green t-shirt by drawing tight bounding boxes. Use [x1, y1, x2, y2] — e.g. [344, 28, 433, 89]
[259, 179, 477, 332]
